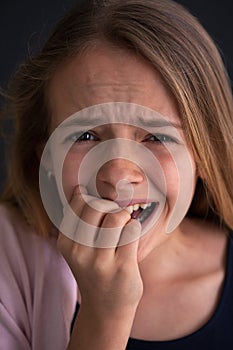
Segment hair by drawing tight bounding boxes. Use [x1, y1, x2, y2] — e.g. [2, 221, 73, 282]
[1, 0, 233, 236]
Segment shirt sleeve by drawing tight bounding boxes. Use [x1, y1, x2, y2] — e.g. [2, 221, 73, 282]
[0, 205, 77, 350]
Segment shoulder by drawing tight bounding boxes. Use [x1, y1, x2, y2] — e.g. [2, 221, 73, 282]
[0, 202, 37, 239]
[0, 203, 56, 263]
[0, 202, 75, 284]
[0, 202, 76, 305]
[0, 203, 77, 349]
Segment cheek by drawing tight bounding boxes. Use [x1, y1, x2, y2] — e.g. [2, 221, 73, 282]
[62, 152, 83, 200]
[164, 154, 197, 218]
[159, 151, 196, 209]
[158, 153, 179, 199]
[148, 146, 181, 199]
[157, 143, 196, 187]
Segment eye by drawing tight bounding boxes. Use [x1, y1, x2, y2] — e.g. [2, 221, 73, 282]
[66, 131, 99, 143]
[144, 134, 178, 144]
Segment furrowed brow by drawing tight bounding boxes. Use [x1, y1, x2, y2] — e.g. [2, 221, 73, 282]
[59, 114, 183, 130]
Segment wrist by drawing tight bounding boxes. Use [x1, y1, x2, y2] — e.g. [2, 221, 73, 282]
[69, 304, 136, 350]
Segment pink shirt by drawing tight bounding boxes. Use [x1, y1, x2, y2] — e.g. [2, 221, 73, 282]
[0, 205, 77, 349]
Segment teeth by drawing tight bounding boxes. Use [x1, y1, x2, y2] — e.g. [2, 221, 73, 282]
[125, 206, 134, 214]
[133, 204, 139, 211]
[125, 202, 152, 214]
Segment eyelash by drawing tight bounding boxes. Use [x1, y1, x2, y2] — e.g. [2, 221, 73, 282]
[144, 134, 178, 144]
[66, 132, 178, 144]
[67, 131, 98, 143]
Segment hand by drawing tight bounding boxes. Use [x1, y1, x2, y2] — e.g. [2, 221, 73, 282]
[57, 185, 143, 319]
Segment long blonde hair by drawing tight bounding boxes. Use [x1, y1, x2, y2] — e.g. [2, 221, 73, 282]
[1, 0, 233, 235]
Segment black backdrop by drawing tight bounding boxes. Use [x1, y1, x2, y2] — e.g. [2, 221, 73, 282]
[0, 0, 233, 191]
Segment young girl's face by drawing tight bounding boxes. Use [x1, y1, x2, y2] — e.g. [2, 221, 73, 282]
[46, 44, 197, 255]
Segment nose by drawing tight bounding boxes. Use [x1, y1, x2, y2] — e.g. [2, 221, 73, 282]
[96, 158, 145, 201]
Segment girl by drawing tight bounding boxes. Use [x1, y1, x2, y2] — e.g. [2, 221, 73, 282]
[1, 0, 233, 349]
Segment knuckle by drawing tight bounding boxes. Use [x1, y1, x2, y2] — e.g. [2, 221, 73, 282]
[69, 246, 90, 269]
[105, 210, 130, 226]
[106, 212, 121, 226]
[92, 260, 110, 278]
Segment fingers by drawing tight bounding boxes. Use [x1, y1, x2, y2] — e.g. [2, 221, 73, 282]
[59, 185, 119, 245]
[118, 219, 142, 248]
[59, 185, 142, 250]
[57, 185, 143, 307]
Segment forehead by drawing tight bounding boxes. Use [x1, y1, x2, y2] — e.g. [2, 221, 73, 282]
[48, 43, 181, 129]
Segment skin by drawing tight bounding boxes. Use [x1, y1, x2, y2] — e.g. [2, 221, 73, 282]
[47, 43, 228, 348]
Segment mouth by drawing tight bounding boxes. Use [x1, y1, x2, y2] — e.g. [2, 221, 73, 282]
[125, 202, 158, 224]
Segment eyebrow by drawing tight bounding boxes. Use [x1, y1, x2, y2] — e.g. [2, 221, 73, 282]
[60, 116, 104, 128]
[60, 115, 183, 129]
[137, 116, 183, 129]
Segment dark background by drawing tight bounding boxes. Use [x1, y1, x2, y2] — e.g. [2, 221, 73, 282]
[0, 0, 233, 191]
